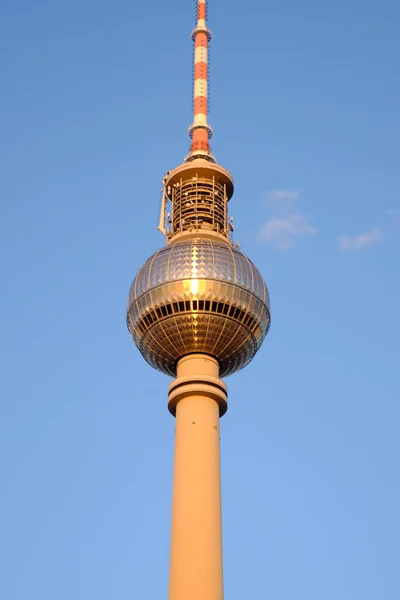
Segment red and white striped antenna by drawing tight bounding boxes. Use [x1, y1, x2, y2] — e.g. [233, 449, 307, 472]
[186, 0, 214, 162]
[158, 0, 234, 237]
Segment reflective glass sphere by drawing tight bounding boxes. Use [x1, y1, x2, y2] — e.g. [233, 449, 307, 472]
[127, 238, 271, 377]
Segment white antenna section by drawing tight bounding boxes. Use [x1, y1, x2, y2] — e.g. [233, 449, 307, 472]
[157, 179, 168, 236]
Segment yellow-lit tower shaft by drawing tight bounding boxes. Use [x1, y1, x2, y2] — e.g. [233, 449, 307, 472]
[168, 354, 226, 600]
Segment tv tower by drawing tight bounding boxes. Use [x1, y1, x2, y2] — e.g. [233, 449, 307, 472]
[126, 1, 271, 598]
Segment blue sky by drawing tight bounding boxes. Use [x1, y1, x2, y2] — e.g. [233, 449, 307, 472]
[1, 0, 399, 598]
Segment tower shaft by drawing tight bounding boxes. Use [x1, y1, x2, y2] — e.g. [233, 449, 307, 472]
[168, 355, 227, 600]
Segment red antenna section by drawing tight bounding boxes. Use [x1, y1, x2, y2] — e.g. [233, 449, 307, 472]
[186, 0, 214, 162]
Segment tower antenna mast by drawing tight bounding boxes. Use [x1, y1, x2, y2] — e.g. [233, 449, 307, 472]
[187, 0, 214, 162]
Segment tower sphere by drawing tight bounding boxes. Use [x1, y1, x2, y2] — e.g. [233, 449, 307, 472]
[127, 238, 271, 377]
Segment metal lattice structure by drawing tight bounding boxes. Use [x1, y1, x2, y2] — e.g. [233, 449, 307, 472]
[170, 175, 227, 235]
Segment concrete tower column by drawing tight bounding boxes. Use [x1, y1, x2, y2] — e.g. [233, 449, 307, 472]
[167, 354, 228, 600]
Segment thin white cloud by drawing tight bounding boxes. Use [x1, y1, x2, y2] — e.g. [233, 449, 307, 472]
[257, 189, 316, 250]
[389, 209, 400, 225]
[337, 228, 382, 251]
[257, 214, 316, 250]
[264, 190, 300, 210]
